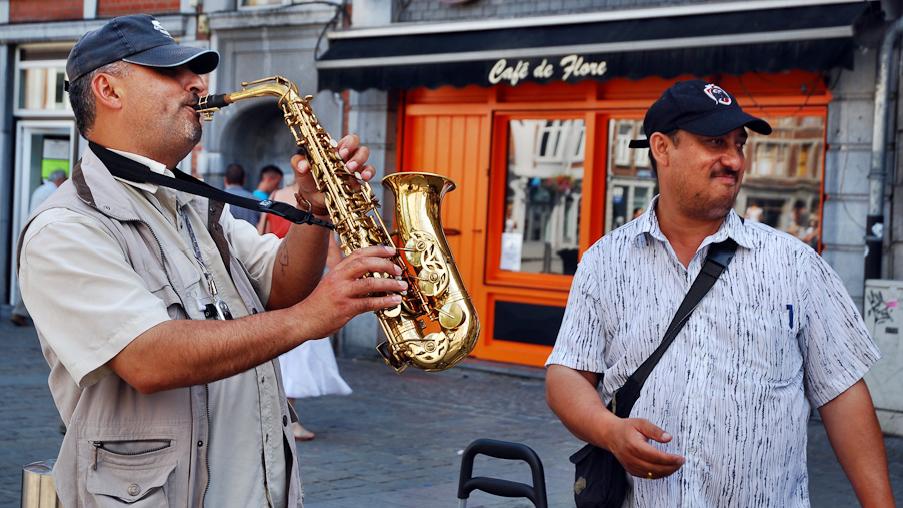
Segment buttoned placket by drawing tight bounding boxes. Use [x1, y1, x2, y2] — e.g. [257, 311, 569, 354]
[681, 250, 708, 503]
[178, 202, 286, 507]
[656, 236, 721, 504]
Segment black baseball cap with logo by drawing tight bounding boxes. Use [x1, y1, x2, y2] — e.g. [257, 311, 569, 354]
[628, 80, 772, 148]
[66, 14, 219, 86]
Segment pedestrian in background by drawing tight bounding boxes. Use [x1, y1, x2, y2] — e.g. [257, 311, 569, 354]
[253, 163, 284, 200]
[222, 162, 260, 225]
[546, 80, 893, 506]
[10, 169, 67, 327]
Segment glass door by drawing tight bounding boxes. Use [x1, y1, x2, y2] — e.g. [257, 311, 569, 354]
[480, 111, 600, 366]
[8, 120, 77, 305]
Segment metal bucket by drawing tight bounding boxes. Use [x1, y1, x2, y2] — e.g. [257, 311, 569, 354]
[21, 460, 61, 508]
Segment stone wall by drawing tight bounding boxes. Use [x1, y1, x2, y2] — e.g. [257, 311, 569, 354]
[824, 46, 879, 309]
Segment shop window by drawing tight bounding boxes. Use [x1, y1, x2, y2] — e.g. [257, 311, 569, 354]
[16, 45, 71, 114]
[605, 118, 657, 233]
[740, 115, 825, 250]
[501, 118, 585, 275]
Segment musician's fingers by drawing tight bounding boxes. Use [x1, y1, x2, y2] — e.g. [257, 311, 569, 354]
[344, 146, 371, 179]
[348, 276, 408, 298]
[336, 134, 360, 160]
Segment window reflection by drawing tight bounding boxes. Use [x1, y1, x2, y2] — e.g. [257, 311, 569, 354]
[501, 119, 585, 275]
[739, 115, 824, 249]
[19, 67, 70, 111]
[606, 119, 656, 232]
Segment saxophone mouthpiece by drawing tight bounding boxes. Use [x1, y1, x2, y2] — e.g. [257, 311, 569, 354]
[195, 94, 231, 111]
[194, 94, 232, 121]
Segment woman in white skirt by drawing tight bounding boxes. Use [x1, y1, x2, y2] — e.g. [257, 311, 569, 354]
[279, 337, 351, 440]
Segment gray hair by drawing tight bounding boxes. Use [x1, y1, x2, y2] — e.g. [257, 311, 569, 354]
[68, 61, 130, 136]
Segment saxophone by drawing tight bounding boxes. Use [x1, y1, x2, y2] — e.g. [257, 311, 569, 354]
[196, 76, 479, 372]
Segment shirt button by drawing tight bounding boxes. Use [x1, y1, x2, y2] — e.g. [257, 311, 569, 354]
[283, 415, 288, 426]
[197, 440, 204, 447]
[127, 483, 141, 496]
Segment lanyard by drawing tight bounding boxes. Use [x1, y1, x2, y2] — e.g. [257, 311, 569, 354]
[180, 207, 234, 321]
[89, 141, 333, 229]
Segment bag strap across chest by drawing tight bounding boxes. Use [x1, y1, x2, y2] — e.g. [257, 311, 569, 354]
[610, 238, 739, 417]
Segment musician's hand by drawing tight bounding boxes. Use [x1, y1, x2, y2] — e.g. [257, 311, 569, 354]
[606, 418, 685, 480]
[291, 134, 375, 213]
[294, 245, 405, 337]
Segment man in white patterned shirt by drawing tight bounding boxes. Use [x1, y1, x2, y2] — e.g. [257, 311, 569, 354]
[546, 80, 894, 506]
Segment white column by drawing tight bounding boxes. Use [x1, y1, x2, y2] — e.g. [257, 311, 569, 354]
[83, 0, 97, 19]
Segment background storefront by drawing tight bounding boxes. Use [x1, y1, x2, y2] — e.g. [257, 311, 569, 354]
[318, 0, 894, 366]
[392, 75, 831, 366]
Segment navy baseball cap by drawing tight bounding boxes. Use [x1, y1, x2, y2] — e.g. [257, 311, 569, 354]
[66, 14, 219, 85]
[628, 80, 771, 148]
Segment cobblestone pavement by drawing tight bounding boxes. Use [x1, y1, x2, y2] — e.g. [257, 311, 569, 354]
[1, 314, 901, 507]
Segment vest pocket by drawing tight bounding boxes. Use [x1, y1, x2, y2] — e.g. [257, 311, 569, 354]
[85, 439, 177, 507]
[144, 268, 183, 307]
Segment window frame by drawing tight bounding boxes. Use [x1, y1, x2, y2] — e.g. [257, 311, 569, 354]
[485, 110, 601, 291]
[14, 44, 73, 117]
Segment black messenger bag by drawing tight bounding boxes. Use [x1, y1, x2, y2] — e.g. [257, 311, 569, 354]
[570, 239, 738, 508]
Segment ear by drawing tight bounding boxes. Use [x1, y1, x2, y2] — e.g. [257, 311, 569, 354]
[91, 72, 124, 111]
[649, 131, 673, 170]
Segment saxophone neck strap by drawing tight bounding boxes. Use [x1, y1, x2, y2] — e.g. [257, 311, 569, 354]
[89, 142, 334, 230]
[610, 238, 738, 418]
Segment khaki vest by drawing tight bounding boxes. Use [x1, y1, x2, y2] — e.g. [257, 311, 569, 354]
[17, 149, 302, 507]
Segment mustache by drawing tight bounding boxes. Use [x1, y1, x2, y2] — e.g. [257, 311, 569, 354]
[185, 94, 200, 108]
[710, 167, 740, 179]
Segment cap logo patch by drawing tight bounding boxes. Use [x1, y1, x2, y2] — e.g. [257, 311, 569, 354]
[151, 20, 173, 39]
[703, 84, 732, 106]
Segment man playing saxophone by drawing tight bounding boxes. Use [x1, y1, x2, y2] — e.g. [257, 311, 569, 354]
[16, 14, 404, 507]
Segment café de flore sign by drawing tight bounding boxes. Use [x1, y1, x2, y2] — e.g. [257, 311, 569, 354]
[487, 54, 607, 86]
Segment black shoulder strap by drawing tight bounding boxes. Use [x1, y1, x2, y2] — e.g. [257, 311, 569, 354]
[611, 238, 738, 417]
[89, 142, 334, 230]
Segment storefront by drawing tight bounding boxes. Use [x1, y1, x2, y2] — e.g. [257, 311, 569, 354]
[0, 11, 200, 307]
[322, 0, 879, 367]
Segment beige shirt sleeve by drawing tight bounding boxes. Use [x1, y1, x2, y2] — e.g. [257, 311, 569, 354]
[220, 204, 282, 306]
[19, 208, 171, 388]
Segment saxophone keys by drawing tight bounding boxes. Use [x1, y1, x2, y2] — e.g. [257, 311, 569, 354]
[383, 304, 402, 318]
[418, 333, 449, 360]
[417, 270, 443, 296]
[404, 238, 423, 266]
[438, 302, 465, 330]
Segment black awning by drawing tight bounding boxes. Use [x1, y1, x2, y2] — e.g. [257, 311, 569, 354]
[316, 1, 880, 91]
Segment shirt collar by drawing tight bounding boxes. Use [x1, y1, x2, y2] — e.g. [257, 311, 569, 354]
[634, 195, 758, 250]
[108, 148, 172, 194]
